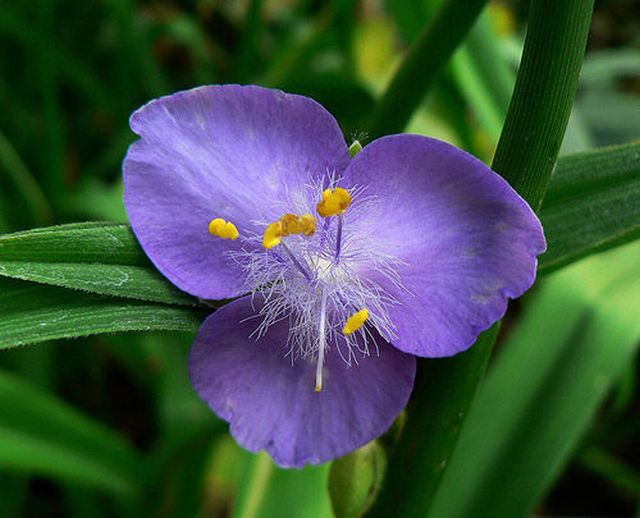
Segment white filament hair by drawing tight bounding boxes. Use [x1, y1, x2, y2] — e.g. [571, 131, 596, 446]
[225, 173, 408, 368]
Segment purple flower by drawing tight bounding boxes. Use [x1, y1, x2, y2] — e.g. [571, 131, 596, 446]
[123, 85, 545, 467]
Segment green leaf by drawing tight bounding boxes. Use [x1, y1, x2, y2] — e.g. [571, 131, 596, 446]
[428, 243, 640, 518]
[367, 0, 489, 138]
[580, 49, 640, 91]
[539, 142, 640, 273]
[0, 262, 196, 306]
[0, 223, 197, 305]
[0, 222, 147, 265]
[0, 368, 144, 496]
[0, 278, 207, 349]
[0, 128, 53, 226]
[579, 91, 640, 146]
[577, 447, 640, 498]
[450, 12, 514, 144]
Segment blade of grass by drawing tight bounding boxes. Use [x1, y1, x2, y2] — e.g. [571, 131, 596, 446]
[579, 447, 640, 499]
[102, 0, 168, 97]
[0, 128, 53, 225]
[539, 142, 640, 273]
[232, 453, 331, 518]
[0, 223, 198, 304]
[450, 12, 515, 144]
[233, 453, 274, 518]
[0, 261, 196, 306]
[0, 278, 207, 349]
[36, 0, 66, 198]
[367, 0, 489, 138]
[0, 368, 145, 497]
[0, 223, 147, 265]
[428, 244, 640, 517]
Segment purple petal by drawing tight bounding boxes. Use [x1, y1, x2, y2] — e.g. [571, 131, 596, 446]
[124, 85, 349, 300]
[343, 135, 546, 357]
[189, 297, 416, 468]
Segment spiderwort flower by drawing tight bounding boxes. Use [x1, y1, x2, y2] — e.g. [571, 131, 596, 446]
[123, 85, 545, 467]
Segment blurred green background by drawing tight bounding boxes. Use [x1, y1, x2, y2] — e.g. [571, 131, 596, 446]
[0, 0, 639, 516]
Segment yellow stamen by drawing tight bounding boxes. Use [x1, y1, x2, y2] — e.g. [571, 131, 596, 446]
[280, 213, 301, 235]
[343, 308, 369, 335]
[300, 214, 317, 236]
[263, 213, 317, 248]
[208, 218, 239, 240]
[280, 213, 317, 236]
[262, 221, 283, 249]
[317, 187, 352, 218]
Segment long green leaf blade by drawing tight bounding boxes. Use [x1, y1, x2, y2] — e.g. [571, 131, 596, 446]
[367, 0, 489, 138]
[428, 244, 640, 518]
[0, 222, 147, 265]
[539, 142, 640, 272]
[0, 128, 53, 226]
[0, 261, 196, 306]
[0, 368, 145, 496]
[0, 426, 136, 495]
[0, 223, 196, 305]
[0, 278, 206, 349]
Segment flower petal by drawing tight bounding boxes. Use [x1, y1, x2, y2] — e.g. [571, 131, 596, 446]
[189, 297, 416, 467]
[343, 135, 546, 357]
[124, 85, 349, 299]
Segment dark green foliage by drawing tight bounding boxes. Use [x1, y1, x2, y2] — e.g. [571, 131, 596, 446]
[0, 278, 206, 349]
[539, 143, 640, 272]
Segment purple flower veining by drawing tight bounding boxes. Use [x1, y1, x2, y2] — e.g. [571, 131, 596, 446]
[123, 85, 546, 467]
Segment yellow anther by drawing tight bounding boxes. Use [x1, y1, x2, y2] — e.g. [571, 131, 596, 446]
[300, 214, 317, 236]
[317, 187, 352, 218]
[208, 218, 239, 240]
[280, 213, 305, 236]
[343, 309, 369, 335]
[263, 221, 283, 249]
[280, 213, 317, 236]
[263, 213, 317, 248]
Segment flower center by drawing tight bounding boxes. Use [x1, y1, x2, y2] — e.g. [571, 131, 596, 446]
[213, 184, 402, 392]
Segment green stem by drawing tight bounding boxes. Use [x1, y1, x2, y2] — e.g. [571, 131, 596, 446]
[492, 0, 595, 209]
[366, 326, 499, 518]
[367, 1, 593, 516]
[367, 0, 488, 139]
